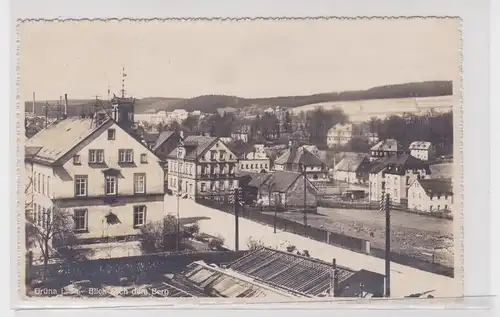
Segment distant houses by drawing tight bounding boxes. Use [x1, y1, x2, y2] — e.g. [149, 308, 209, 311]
[333, 154, 372, 184]
[368, 154, 431, 204]
[408, 141, 436, 161]
[238, 171, 318, 209]
[408, 178, 453, 213]
[274, 145, 328, 182]
[369, 139, 405, 161]
[326, 123, 355, 148]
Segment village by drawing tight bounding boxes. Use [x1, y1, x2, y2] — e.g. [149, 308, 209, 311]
[23, 82, 455, 299]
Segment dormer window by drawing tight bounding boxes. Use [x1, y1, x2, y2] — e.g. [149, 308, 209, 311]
[107, 129, 116, 140]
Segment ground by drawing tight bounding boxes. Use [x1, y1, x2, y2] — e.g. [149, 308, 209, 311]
[266, 207, 454, 267]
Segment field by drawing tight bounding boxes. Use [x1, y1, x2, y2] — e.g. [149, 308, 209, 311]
[268, 207, 455, 268]
[430, 162, 454, 179]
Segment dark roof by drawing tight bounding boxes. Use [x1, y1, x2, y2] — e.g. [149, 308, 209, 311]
[226, 141, 254, 159]
[152, 131, 176, 151]
[275, 147, 324, 166]
[418, 178, 453, 196]
[25, 146, 42, 160]
[337, 269, 385, 298]
[334, 154, 369, 172]
[228, 247, 355, 297]
[166, 135, 218, 160]
[142, 132, 159, 143]
[240, 171, 312, 193]
[369, 154, 429, 175]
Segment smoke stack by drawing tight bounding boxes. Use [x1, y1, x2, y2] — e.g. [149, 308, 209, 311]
[64, 93, 68, 116]
[32, 92, 36, 115]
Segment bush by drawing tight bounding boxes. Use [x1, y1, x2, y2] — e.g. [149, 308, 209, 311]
[208, 235, 225, 250]
[247, 237, 265, 250]
[139, 214, 185, 253]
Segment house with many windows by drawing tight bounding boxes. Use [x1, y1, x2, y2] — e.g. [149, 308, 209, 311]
[166, 136, 239, 200]
[368, 154, 431, 204]
[24, 116, 165, 242]
[408, 141, 436, 162]
[369, 139, 405, 162]
[274, 146, 328, 182]
[408, 178, 453, 213]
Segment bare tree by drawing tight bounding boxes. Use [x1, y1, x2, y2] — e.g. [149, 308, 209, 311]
[139, 214, 184, 253]
[26, 206, 76, 280]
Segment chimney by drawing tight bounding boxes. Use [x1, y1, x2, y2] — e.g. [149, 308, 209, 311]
[64, 93, 68, 116]
[32, 92, 36, 115]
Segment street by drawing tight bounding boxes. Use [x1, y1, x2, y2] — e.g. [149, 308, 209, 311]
[267, 207, 454, 268]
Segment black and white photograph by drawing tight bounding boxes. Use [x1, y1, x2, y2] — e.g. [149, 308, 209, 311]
[19, 18, 462, 301]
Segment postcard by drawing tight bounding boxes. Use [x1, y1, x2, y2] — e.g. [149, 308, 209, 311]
[17, 17, 463, 303]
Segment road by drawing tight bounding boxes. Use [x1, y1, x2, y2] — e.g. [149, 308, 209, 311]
[267, 207, 455, 268]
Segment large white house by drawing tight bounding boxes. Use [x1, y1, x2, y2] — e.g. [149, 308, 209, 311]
[24, 116, 165, 242]
[326, 123, 355, 147]
[166, 136, 239, 200]
[408, 141, 436, 161]
[368, 154, 431, 203]
[408, 178, 453, 213]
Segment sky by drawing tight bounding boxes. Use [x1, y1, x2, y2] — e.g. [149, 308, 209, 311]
[18, 18, 461, 102]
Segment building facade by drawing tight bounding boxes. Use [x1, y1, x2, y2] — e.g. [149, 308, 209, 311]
[166, 136, 239, 200]
[327, 123, 355, 148]
[333, 154, 372, 184]
[25, 117, 165, 242]
[408, 141, 436, 161]
[369, 139, 405, 161]
[238, 151, 271, 173]
[274, 146, 328, 182]
[408, 178, 453, 212]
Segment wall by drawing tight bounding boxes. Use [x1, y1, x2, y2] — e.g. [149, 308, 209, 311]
[283, 175, 317, 207]
[29, 162, 56, 219]
[408, 181, 453, 212]
[55, 122, 164, 199]
[56, 195, 164, 239]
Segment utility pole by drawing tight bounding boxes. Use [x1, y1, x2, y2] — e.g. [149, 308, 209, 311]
[381, 192, 391, 297]
[175, 131, 185, 251]
[234, 187, 241, 251]
[302, 164, 308, 237]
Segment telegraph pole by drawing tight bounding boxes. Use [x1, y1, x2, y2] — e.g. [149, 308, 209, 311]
[234, 187, 241, 251]
[381, 192, 391, 297]
[302, 164, 308, 236]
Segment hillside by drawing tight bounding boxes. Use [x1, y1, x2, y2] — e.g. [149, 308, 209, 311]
[25, 80, 452, 116]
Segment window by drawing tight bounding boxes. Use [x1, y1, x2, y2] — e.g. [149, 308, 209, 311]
[46, 208, 51, 226]
[37, 205, 42, 226]
[201, 183, 206, 192]
[42, 175, 45, 195]
[210, 150, 216, 160]
[140, 153, 147, 163]
[394, 189, 398, 197]
[229, 180, 234, 189]
[42, 208, 46, 228]
[89, 149, 104, 164]
[437, 205, 440, 210]
[47, 176, 51, 198]
[210, 182, 216, 191]
[251, 164, 254, 169]
[219, 181, 225, 191]
[133, 205, 146, 227]
[74, 209, 88, 231]
[107, 129, 116, 140]
[74, 175, 88, 197]
[105, 175, 117, 195]
[73, 155, 81, 165]
[134, 173, 146, 194]
[246, 164, 249, 169]
[33, 203, 37, 223]
[189, 183, 193, 193]
[118, 149, 134, 163]
[33, 174, 37, 192]
[37, 173, 41, 193]
[219, 151, 225, 160]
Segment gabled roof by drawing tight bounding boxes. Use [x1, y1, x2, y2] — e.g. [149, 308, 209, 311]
[142, 132, 159, 143]
[240, 171, 312, 193]
[417, 178, 453, 196]
[152, 131, 176, 151]
[166, 135, 218, 160]
[369, 154, 429, 175]
[25, 117, 113, 165]
[334, 154, 369, 172]
[274, 147, 324, 166]
[228, 247, 356, 297]
[409, 141, 433, 150]
[226, 140, 254, 159]
[370, 139, 402, 151]
[181, 260, 300, 298]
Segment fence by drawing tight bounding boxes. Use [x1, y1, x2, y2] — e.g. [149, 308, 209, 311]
[317, 198, 453, 220]
[196, 198, 370, 254]
[196, 198, 454, 277]
[28, 250, 247, 284]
